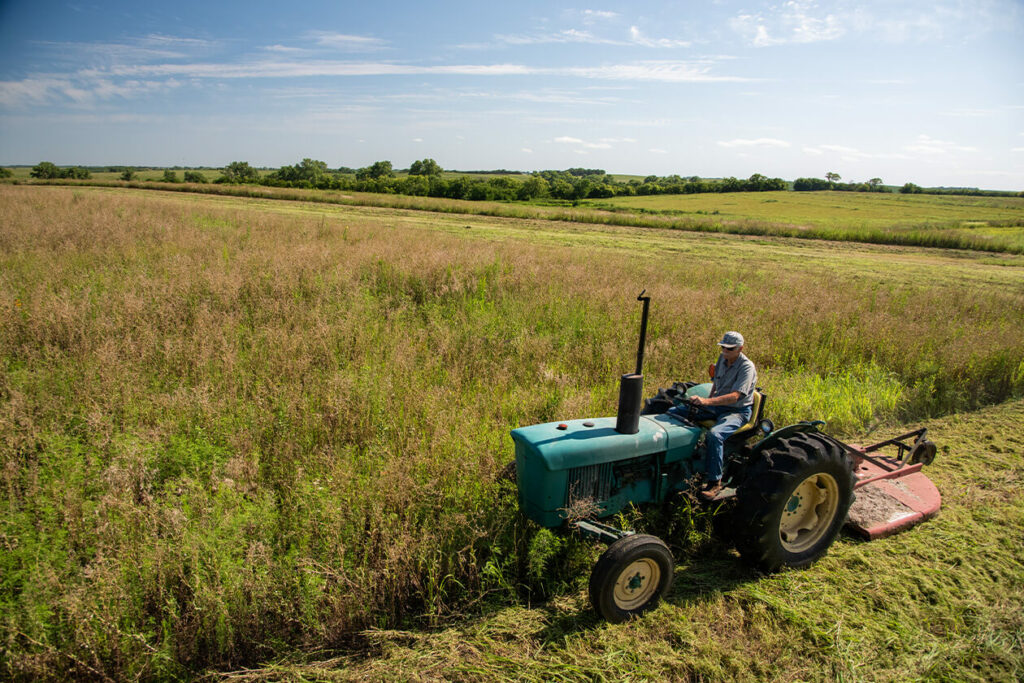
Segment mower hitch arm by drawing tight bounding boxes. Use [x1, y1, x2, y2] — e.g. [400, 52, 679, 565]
[829, 428, 933, 473]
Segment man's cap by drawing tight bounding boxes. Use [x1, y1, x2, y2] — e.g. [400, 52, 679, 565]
[718, 331, 744, 348]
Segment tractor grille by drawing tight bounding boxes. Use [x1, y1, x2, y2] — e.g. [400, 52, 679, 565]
[567, 462, 614, 504]
[567, 455, 653, 506]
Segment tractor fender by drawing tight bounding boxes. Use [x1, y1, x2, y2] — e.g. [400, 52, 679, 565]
[749, 421, 827, 459]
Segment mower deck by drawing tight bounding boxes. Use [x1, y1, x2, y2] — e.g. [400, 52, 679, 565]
[845, 449, 941, 540]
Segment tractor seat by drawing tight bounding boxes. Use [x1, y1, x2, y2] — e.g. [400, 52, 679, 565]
[697, 390, 765, 440]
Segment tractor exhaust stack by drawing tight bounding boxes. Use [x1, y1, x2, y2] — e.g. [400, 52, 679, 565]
[616, 291, 651, 435]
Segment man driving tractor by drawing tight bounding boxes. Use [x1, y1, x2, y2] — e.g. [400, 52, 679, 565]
[668, 331, 757, 500]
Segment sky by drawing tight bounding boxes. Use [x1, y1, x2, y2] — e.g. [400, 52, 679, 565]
[1, 0, 1022, 190]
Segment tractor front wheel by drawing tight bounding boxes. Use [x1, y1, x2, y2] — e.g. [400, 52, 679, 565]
[588, 534, 674, 623]
[734, 432, 854, 572]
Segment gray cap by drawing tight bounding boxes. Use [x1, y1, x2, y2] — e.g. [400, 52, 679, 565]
[718, 331, 744, 348]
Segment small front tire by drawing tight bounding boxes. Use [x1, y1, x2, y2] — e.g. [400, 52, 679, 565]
[588, 534, 674, 623]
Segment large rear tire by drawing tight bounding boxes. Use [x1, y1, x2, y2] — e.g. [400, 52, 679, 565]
[734, 432, 854, 572]
[588, 534, 674, 623]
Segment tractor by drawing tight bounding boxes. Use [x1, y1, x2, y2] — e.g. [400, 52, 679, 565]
[510, 293, 940, 623]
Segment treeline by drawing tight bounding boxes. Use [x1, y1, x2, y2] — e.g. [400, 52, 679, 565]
[27, 161, 92, 180]
[794, 176, 888, 192]
[794, 173, 1023, 197]
[895, 182, 1017, 197]
[206, 158, 788, 201]
[12, 160, 1022, 199]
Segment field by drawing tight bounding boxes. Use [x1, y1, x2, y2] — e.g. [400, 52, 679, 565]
[586, 190, 1024, 230]
[10, 178, 1024, 254]
[1, 184, 1023, 680]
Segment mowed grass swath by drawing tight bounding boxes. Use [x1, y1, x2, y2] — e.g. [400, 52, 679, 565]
[1, 185, 1023, 680]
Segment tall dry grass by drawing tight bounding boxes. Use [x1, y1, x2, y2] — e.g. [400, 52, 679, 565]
[1, 185, 1023, 679]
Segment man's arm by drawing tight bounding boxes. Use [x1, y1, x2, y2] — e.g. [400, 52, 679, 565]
[690, 391, 741, 407]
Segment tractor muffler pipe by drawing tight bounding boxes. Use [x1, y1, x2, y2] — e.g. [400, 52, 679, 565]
[616, 291, 651, 435]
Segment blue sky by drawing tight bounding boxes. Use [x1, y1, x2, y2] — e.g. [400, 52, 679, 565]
[1, 0, 1022, 189]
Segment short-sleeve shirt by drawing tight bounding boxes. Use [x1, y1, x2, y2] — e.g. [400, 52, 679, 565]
[711, 352, 757, 409]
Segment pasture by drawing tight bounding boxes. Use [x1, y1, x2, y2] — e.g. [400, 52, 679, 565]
[586, 190, 1024, 230]
[1, 184, 1022, 680]
[10, 177, 1024, 253]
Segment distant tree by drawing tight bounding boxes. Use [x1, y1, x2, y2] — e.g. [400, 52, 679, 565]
[825, 171, 841, 185]
[298, 158, 328, 181]
[868, 177, 883, 188]
[793, 177, 831, 191]
[566, 167, 605, 177]
[161, 169, 179, 183]
[31, 161, 60, 179]
[0, 167, 12, 178]
[408, 158, 442, 176]
[120, 168, 136, 181]
[899, 182, 923, 194]
[61, 167, 91, 179]
[221, 161, 259, 183]
[516, 174, 549, 200]
[356, 160, 394, 180]
[183, 170, 208, 183]
[398, 175, 430, 196]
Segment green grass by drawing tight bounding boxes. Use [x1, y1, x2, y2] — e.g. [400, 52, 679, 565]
[237, 397, 1024, 680]
[588, 190, 1024, 228]
[1, 185, 1022, 680]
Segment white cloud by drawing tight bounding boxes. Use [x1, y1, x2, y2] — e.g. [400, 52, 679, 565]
[629, 26, 691, 48]
[90, 58, 746, 84]
[582, 10, 619, 22]
[0, 78, 71, 107]
[554, 136, 613, 149]
[649, 148, 668, 154]
[307, 32, 388, 51]
[559, 60, 748, 82]
[264, 45, 309, 54]
[904, 134, 977, 155]
[521, 147, 534, 153]
[412, 137, 423, 142]
[940, 108, 996, 118]
[34, 34, 219, 64]
[731, 2, 845, 47]
[494, 29, 625, 46]
[1012, 147, 1024, 152]
[732, 1, 1011, 47]
[718, 138, 791, 148]
[803, 143, 910, 161]
[0, 74, 180, 108]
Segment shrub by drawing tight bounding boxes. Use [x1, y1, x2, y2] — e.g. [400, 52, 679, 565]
[31, 161, 60, 179]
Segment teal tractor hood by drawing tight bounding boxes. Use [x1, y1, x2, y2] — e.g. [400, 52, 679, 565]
[510, 414, 702, 527]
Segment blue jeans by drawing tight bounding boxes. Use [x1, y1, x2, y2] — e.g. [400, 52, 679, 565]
[667, 403, 752, 482]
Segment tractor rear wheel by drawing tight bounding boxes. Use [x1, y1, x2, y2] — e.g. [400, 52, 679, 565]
[588, 534, 674, 623]
[734, 432, 854, 572]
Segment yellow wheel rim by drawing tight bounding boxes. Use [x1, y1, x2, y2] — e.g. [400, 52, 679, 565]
[612, 558, 661, 611]
[779, 472, 840, 553]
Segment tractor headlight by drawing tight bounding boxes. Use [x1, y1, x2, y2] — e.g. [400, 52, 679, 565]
[759, 419, 775, 435]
